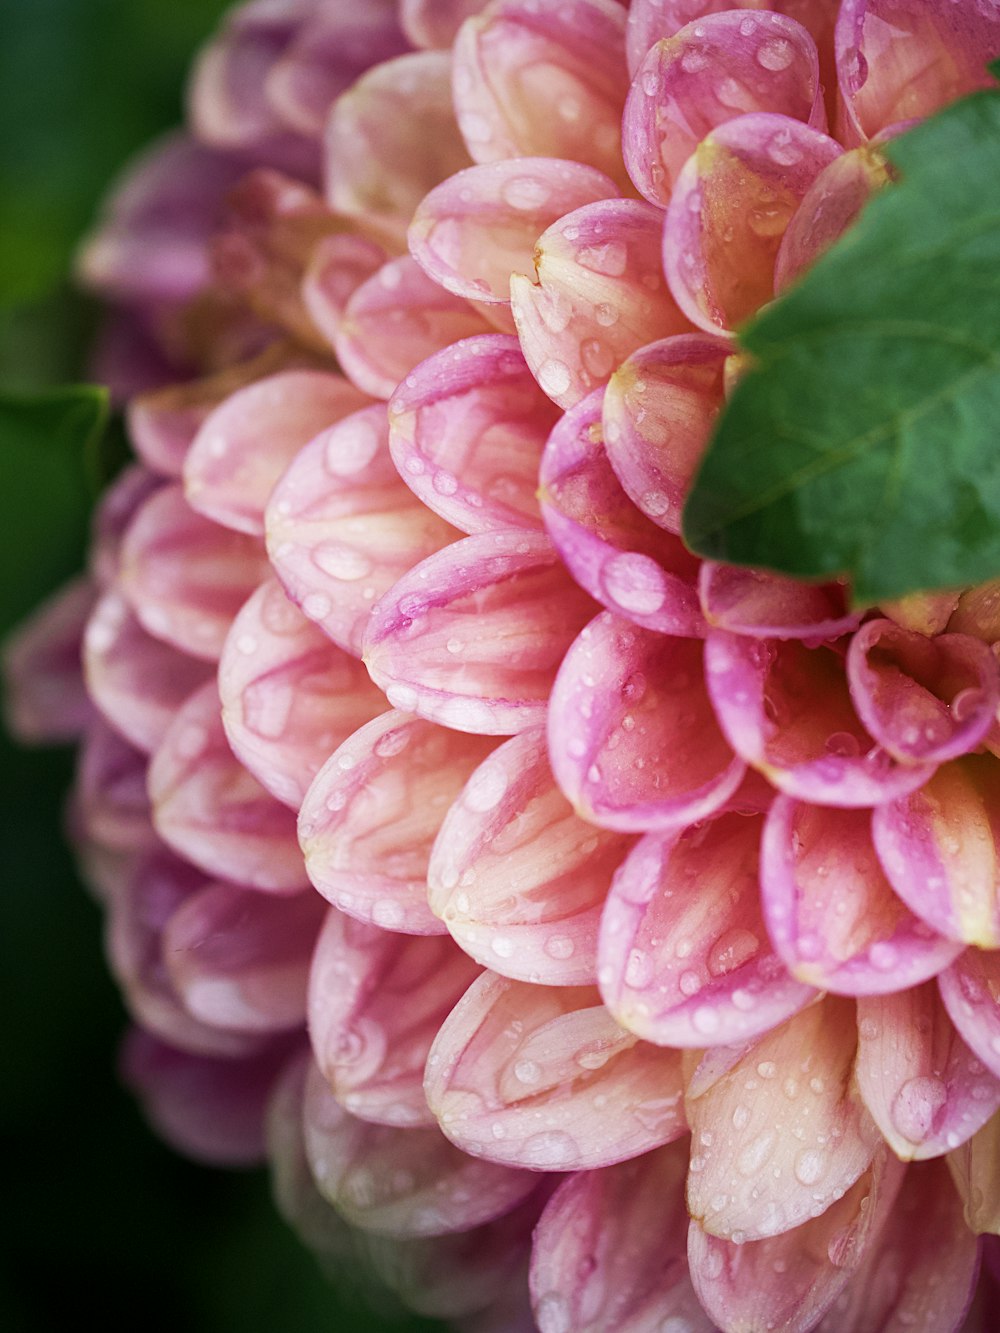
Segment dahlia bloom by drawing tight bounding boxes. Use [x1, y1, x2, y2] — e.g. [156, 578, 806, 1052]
[7, 0, 1000, 1328]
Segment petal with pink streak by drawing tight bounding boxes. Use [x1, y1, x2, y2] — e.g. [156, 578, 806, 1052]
[511, 199, 692, 409]
[872, 757, 1000, 948]
[149, 680, 309, 893]
[303, 1060, 536, 1236]
[335, 256, 491, 400]
[625, 12, 825, 209]
[855, 982, 1000, 1160]
[163, 881, 324, 1035]
[549, 614, 744, 831]
[763, 797, 962, 997]
[947, 1111, 1000, 1235]
[324, 51, 473, 243]
[428, 727, 629, 986]
[700, 562, 859, 641]
[686, 997, 879, 1241]
[219, 578, 385, 809]
[389, 334, 557, 534]
[363, 531, 596, 735]
[664, 112, 842, 333]
[74, 722, 155, 864]
[602, 333, 729, 534]
[401, 0, 488, 49]
[601, 812, 816, 1047]
[939, 950, 1000, 1083]
[2, 577, 95, 744]
[410, 158, 619, 304]
[949, 579, 1000, 646]
[265, 405, 457, 658]
[308, 910, 481, 1127]
[540, 389, 705, 635]
[425, 972, 687, 1171]
[530, 1142, 714, 1333]
[302, 233, 388, 348]
[299, 710, 496, 934]
[704, 630, 937, 807]
[119, 484, 271, 661]
[90, 465, 164, 585]
[452, 0, 630, 188]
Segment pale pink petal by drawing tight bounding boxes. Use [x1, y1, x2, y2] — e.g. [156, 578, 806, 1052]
[425, 971, 687, 1170]
[74, 721, 156, 867]
[602, 333, 729, 534]
[219, 578, 385, 808]
[700, 562, 859, 640]
[363, 531, 595, 734]
[265, 404, 458, 657]
[409, 158, 619, 304]
[428, 727, 629, 986]
[947, 1112, 1000, 1235]
[704, 630, 937, 807]
[299, 710, 495, 933]
[149, 679, 309, 893]
[549, 614, 744, 831]
[763, 797, 963, 995]
[685, 997, 879, 1241]
[664, 112, 842, 333]
[301, 233, 388, 347]
[539, 389, 705, 635]
[625, 12, 825, 208]
[388, 334, 557, 533]
[601, 812, 816, 1046]
[90, 465, 165, 584]
[119, 484, 271, 661]
[511, 199, 692, 409]
[531, 1142, 714, 1333]
[401, 0, 489, 49]
[939, 950, 1000, 1082]
[856, 982, 1000, 1160]
[949, 580, 1000, 646]
[2, 577, 95, 744]
[872, 757, 1000, 948]
[303, 1060, 536, 1235]
[308, 910, 481, 1126]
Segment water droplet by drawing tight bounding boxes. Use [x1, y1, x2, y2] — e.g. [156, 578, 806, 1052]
[538, 359, 572, 398]
[693, 1004, 721, 1036]
[491, 935, 515, 959]
[600, 551, 667, 616]
[545, 935, 575, 960]
[313, 542, 372, 582]
[325, 419, 380, 476]
[514, 1058, 541, 1084]
[794, 1148, 827, 1185]
[502, 175, 550, 211]
[464, 763, 509, 813]
[625, 948, 654, 989]
[757, 38, 795, 71]
[891, 1075, 947, 1143]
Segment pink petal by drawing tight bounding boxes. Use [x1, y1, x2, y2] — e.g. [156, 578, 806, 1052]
[265, 404, 457, 657]
[363, 531, 595, 734]
[301, 232, 388, 347]
[855, 982, 1000, 1160]
[700, 562, 859, 641]
[685, 997, 879, 1241]
[539, 388, 705, 635]
[947, 1112, 1000, 1235]
[601, 811, 816, 1046]
[872, 757, 1000, 948]
[530, 1142, 714, 1333]
[409, 158, 619, 304]
[763, 797, 962, 996]
[664, 112, 842, 332]
[602, 333, 729, 534]
[949, 579, 1000, 646]
[74, 721, 155, 860]
[401, 0, 489, 49]
[428, 726, 629, 986]
[148, 679, 309, 893]
[939, 949, 1000, 1082]
[704, 630, 937, 807]
[2, 577, 95, 744]
[308, 910, 481, 1126]
[388, 334, 557, 533]
[511, 199, 691, 409]
[625, 11, 825, 208]
[425, 971, 687, 1170]
[452, 0, 631, 188]
[90, 465, 164, 584]
[549, 613, 744, 831]
[303, 1059, 536, 1235]
[118, 484, 271, 661]
[298, 710, 496, 934]
[219, 578, 385, 809]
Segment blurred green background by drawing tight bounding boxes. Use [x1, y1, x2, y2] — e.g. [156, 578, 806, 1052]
[0, 3, 438, 1329]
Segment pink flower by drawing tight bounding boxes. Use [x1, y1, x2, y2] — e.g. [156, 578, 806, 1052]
[7, 0, 1000, 1327]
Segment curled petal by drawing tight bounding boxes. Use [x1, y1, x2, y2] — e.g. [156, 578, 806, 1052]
[299, 710, 495, 934]
[425, 972, 687, 1171]
[549, 614, 744, 831]
[511, 199, 691, 409]
[149, 680, 309, 893]
[704, 630, 937, 807]
[539, 389, 705, 635]
[2, 577, 95, 744]
[700, 562, 859, 641]
[938, 949, 1000, 1082]
[219, 578, 385, 809]
[401, 0, 490, 49]
[363, 531, 595, 734]
[855, 982, 1000, 1160]
[428, 727, 629, 986]
[685, 997, 879, 1241]
[664, 112, 842, 333]
[308, 910, 481, 1126]
[90, 465, 164, 585]
[302, 233, 388, 346]
[74, 722, 155, 859]
[601, 812, 816, 1046]
[947, 1112, 1000, 1235]
[949, 579, 1000, 646]
[389, 335, 556, 533]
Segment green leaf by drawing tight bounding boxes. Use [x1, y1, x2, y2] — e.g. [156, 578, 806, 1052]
[682, 84, 1000, 605]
